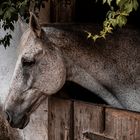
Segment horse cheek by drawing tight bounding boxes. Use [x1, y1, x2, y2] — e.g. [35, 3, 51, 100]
[34, 60, 66, 95]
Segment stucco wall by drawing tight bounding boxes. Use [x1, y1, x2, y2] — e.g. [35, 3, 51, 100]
[0, 23, 22, 104]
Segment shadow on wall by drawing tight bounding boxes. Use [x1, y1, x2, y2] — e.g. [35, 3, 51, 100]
[0, 104, 22, 140]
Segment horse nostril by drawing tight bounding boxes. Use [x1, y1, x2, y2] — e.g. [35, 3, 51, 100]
[4, 110, 12, 123]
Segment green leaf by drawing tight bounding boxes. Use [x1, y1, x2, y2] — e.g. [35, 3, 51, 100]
[107, 0, 112, 6]
[92, 35, 100, 41]
[124, 2, 133, 13]
[8, 7, 16, 13]
[116, 15, 127, 27]
[111, 19, 117, 27]
[106, 26, 113, 33]
[103, 0, 107, 4]
[3, 10, 11, 20]
[116, 0, 121, 5]
[133, 0, 139, 11]
[85, 31, 92, 39]
[0, 2, 10, 7]
[117, 0, 128, 8]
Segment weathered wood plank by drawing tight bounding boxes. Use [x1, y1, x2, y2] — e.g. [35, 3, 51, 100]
[83, 132, 113, 140]
[39, 0, 51, 24]
[2, 95, 140, 140]
[48, 97, 72, 140]
[104, 108, 140, 140]
[50, 0, 75, 22]
[74, 101, 105, 140]
[74, 101, 140, 140]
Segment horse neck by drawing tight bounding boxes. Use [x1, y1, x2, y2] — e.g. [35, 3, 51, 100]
[63, 53, 123, 108]
[46, 27, 140, 110]
[48, 28, 126, 108]
[52, 34, 122, 108]
[46, 27, 107, 84]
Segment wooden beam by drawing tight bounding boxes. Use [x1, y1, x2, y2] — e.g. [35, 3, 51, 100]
[104, 108, 140, 140]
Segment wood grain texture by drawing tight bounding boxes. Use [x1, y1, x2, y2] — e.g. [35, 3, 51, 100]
[74, 101, 105, 140]
[73, 101, 140, 140]
[39, 0, 51, 24]
[50, 0, 75, 22]
[83, 132, 113, 140]
[48, 97, 72, 140]
[1, 96, 140, 140]
[104, 108, 140, 140]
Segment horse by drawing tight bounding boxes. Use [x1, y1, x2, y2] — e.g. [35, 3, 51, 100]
[4, 13, 140, 129]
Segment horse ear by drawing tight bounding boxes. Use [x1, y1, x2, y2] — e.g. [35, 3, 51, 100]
[18, 14, 28, 34]
[29, 12, 42, 38]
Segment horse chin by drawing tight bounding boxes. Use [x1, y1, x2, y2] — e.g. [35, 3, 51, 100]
[19, 116, 30, 129]
[11, 115, 30, 129]
[18, 93, 46, 129]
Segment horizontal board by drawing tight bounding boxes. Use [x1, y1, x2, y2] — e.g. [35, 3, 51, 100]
[104, 108, 140, 140]
[73, 100, 140, 140]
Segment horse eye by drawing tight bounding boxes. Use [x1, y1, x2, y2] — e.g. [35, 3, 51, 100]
[21, 58, 35, 67]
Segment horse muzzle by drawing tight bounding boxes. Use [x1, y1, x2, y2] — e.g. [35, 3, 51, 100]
[4, 110, 30, 129]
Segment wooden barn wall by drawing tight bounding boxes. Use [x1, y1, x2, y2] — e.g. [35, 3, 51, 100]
[2, 96, 140, 140]
[47, 97, 140, 140]
[39, 0, 51, 24]
[50, 0, 75, 22]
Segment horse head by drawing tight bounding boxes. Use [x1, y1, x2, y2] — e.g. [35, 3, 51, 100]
[4, 13, 66, 129]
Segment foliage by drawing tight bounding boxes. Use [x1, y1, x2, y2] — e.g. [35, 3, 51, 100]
[0, 0, 139, 47]
[86, 0, 139, 41]
[0, 0, 45, 48]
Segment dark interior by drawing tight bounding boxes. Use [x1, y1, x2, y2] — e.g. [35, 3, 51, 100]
[56, 81, 107, 105]
[75, 0, 109, 23]
[127, 6, 140, 27]
[75, 0, 140, 27]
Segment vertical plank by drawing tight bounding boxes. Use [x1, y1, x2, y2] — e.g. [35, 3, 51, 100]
[39, 0, 51, 24]
[104, 108, 140, 140]
[74, 101, 105, 140]
[50, 0, 75, 22]
[48, 97, 72, 140]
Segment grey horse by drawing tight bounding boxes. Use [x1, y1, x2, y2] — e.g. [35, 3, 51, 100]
[4, 13, 140, 129]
